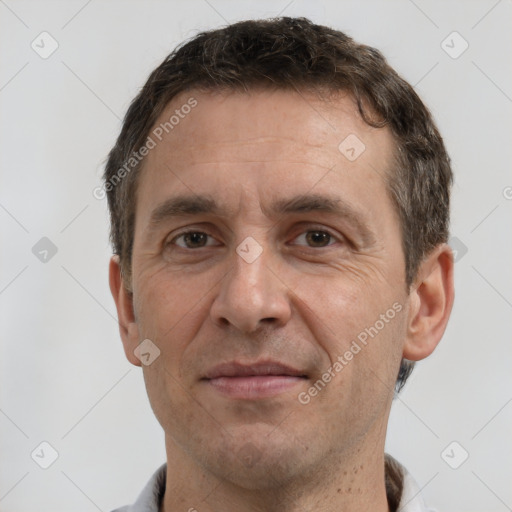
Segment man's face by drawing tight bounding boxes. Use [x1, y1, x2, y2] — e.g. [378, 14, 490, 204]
[127, 89, 410, 487]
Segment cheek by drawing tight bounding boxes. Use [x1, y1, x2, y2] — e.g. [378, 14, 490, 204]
[142, 359, 212, 448]
[291, 270, 407, 414]
[291, 269, 402, 355]
[136, 275, 213, 433]
[135, 271, 208, 358]
[302, 302, 406, 438]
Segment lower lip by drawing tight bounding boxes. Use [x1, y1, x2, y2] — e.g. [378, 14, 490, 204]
[205, 375, 305, 399]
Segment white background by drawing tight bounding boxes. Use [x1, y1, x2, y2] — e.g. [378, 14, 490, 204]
[1, 1, 511, 511]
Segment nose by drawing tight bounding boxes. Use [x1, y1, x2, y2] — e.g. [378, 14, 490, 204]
[210, 245, 292, 333]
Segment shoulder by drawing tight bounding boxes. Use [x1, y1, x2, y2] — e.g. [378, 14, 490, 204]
[385, 454, 438, 512]
[109, 463, 167, 512]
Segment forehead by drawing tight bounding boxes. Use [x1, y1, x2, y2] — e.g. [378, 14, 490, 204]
[145, 88, 393, 164]
[136, 88, 396, 222]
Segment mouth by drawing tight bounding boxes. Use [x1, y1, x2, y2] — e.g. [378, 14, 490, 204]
[201, 361, 308, 399]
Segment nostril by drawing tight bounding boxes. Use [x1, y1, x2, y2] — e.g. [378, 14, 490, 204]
[218, 317, 230, 327]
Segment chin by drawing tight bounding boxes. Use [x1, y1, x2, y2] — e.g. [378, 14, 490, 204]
[206, 429, 310, 490]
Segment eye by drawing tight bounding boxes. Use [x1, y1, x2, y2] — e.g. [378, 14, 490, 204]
[291, 229, 338, 248]
[171, 231, 220, 249]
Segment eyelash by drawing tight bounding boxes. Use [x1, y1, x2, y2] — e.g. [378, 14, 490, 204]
[168, 226, 342, 250]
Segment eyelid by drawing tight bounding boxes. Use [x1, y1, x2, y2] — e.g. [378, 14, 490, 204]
[165, 223, 346, 249]
[288, 221, 344, 240]
[167, 227, 222, 248]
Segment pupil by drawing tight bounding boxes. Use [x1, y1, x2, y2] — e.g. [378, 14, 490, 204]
[186, 233, 206, 247]
[307, 231, 329, 246]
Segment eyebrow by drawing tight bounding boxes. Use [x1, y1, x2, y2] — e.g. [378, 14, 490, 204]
[270, 194, 376, 245]
[149, 195, 220, 228]
[147, 193, 376, 245]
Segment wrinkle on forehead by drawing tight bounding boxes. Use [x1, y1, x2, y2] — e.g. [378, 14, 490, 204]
[143, 89, 394, 178]
[146, 135, 342, 175]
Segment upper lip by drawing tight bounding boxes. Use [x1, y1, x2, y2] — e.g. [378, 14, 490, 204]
[203, 360, 307, 379]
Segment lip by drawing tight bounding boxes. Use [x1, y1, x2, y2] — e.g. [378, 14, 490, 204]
[204, 361, 307, 379]
[202, 361, 307, 399]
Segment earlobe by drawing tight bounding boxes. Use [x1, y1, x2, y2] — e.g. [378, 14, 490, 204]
[403, 244, 454, 361]
[109, 255, 142, 367]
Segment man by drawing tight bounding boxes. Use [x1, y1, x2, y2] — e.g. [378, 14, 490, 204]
[105, 17, 454, 512]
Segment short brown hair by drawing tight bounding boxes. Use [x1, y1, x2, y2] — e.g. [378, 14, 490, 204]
[104, 17, 452, 392]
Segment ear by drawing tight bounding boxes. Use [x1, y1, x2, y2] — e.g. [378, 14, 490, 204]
[109, 255, 142, 367]
[403, 243, 454, 361]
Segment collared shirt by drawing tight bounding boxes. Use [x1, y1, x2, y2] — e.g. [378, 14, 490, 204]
[112, 455, 436, 512]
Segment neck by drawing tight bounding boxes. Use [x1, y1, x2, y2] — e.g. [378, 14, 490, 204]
[161, 434, 391, 512]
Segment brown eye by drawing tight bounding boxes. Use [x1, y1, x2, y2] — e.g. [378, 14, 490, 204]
[305, 231, 332, 247]
[292, 230, 336, 248]
[173, 231, 216, 249]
